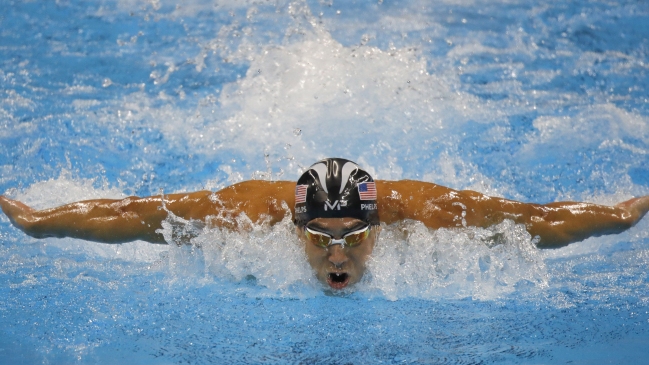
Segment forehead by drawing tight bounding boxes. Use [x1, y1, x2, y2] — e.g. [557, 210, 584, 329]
[306, 217, 366, 231]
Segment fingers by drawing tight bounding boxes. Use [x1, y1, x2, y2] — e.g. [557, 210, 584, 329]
[0, 196, 34, 228]
[1, 196, 34, 213]
[629, 196, 649, 221]
[615, 196, 649, 225]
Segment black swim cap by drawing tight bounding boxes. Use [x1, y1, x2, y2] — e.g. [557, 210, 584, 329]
[294, 158, 380, 227]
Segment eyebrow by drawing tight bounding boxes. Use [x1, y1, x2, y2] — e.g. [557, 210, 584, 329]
[306, 221, 368, 233]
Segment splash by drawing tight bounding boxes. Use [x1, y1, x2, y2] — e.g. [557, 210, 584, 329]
[7, 169, 645, 304]
[155, 206, 549, 300]
[361, 220, 548, 300]
[6, 174, 641, 304]
[94, 0, 495, 185]
[6, 170, 126, 209]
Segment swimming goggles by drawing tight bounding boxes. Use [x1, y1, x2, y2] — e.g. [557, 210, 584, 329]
[304, 225, 372, 248]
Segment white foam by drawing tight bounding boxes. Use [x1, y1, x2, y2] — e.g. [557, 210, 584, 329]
[4, 0, 648, 304]
[360, 220, 548, 300]
[90, 0, 496, 182]
[157, 212, 321, 297]
[6, 168, 641, 302]
[6, 170, 126, 209]
[152, 211, 551, 300]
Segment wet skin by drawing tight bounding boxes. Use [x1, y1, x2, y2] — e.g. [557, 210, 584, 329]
[2, 181, 648, 248]
[2, 180, 649, 292]
[298, 217, 378, 290]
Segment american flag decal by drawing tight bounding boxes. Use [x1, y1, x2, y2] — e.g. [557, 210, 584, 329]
[295, 185, 308, 204]
[358, 182, 377, 200]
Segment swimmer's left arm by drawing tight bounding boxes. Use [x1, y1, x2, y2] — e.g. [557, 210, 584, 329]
[376, 180, 649, 247]
[459, 193, 649, 247]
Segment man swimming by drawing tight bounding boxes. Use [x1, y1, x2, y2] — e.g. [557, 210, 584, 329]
[1, 157, 648, 290]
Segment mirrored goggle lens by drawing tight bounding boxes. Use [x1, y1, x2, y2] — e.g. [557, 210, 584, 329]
[305, 226, 371, 248]
[304, 229, 331, 247]
[341, 226, 371, 247]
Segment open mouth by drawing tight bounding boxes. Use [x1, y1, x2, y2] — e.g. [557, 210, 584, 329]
[327, 272, 350, 290]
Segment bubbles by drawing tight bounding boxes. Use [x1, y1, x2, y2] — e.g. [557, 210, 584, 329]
[361, 220, 548, 301]
[6, 170, 126, 209]
[2, 0, 647, 306]
[154, 211, 550, 301]
[4, 166, 642, 305]
[2, 0, 649, 362]
[81, 0, 497, 184]
[204, 28, 485, 172]
[157, 212, 321, 298]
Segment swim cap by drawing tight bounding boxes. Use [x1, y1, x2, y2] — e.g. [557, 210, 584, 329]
[294, 158, 380, 227]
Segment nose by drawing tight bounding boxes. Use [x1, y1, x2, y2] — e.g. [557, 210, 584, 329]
[328, 245, 348, 268]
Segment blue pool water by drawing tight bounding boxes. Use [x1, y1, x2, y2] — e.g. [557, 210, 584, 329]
[1, 0, 649, 363]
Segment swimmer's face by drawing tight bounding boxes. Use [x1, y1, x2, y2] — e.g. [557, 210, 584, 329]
[298, 217, 378, 290]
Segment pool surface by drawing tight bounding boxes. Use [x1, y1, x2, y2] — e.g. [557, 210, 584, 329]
[1, 0, 649, 363]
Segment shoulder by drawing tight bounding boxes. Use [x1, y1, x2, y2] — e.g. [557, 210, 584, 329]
[224, 180, 295, 198]
[216, 180, 295, 206]
[376, 179, 453, 197]
[228, 180, 295, 190]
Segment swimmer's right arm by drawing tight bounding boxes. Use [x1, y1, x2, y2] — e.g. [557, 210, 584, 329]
[0, 181, 296, 244]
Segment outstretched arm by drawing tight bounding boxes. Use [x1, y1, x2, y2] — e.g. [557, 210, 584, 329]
[0, 181, 296, 244]
[377, 180, 649, 248]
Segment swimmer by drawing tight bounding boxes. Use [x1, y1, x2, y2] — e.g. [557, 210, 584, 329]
[2, 158, 649, 290]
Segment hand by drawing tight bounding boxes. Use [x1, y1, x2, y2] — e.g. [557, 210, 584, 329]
[0, 196, 36, 235]
[615, 196, 649, 225]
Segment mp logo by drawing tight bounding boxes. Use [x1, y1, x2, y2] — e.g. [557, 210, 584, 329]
[324, 200, 341, 211]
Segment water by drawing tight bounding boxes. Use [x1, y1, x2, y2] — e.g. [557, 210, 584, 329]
[1, 0, 649, 363]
